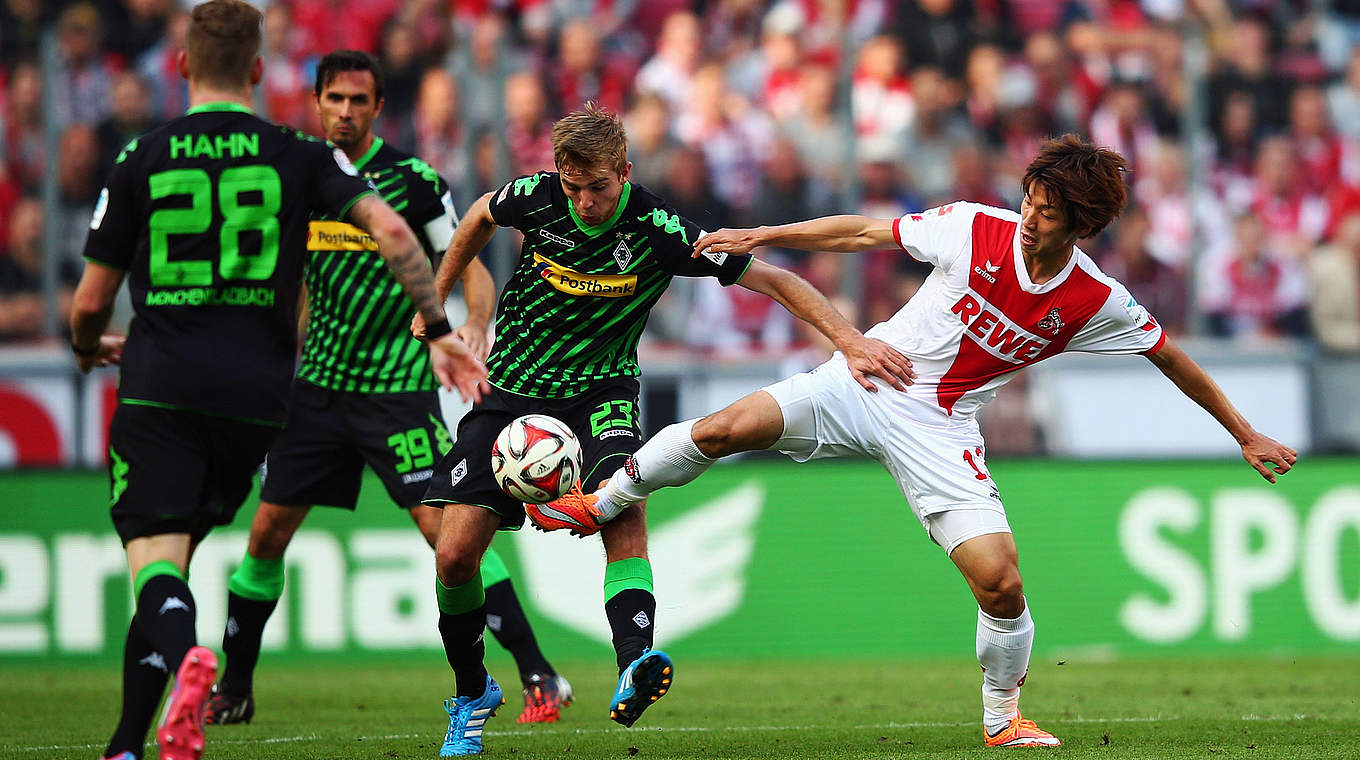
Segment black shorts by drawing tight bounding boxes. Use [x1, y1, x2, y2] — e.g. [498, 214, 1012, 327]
[422, 378, 642, 529]
[260, 381, 452, 510]
[108, 402, 280, 544]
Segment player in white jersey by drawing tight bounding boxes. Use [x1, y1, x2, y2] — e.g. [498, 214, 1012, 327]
[527, 134, 1298, 747]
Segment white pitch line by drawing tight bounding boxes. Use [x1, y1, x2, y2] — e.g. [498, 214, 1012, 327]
[3, 714, 1329, 753]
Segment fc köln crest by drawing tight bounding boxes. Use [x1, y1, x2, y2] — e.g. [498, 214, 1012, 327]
[1037, 307, 1065, 334]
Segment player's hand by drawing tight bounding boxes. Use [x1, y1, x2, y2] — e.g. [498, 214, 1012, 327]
[1240, 432, 1297, 484]
[410, 312, 427, 340]
[455, 321, 490, 362]
[75, 334, 126, 374]
[841, 337, 915, 392]
[427, 334, 490, 403]
[693, 227, 762, 258]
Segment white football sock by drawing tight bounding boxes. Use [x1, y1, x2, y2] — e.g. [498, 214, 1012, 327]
[594, 419, 715, 519]
[976, 600, 1035, 735]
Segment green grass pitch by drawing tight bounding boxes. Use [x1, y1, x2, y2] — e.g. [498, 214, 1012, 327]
[4, 655, 1357, 759]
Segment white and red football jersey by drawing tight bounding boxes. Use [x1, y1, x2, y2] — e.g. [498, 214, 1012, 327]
[866, 202, 1166, 418]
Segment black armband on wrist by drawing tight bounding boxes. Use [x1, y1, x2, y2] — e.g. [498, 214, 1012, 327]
[71, 341, 99, 358]
[423, 317, 453, 341]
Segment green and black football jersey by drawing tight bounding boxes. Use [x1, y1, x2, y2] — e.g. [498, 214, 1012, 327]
[486, 171, 752, 398]
[82, 102, 374, 425]
[297, 137, 456, 394]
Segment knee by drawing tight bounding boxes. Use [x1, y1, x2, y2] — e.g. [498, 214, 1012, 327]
[435, 545, 480, 587]
[975, 566, 1025, 618]
[692, 411, 742, 457]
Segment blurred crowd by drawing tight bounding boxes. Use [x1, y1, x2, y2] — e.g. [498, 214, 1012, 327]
[3, 0, 1360, 359]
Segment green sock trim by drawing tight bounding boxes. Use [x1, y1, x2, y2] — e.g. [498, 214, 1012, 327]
[227, 554, 285, 601]
[479, 546, 511, 588]
[134, 560, 184, 598]
[603, 557, 653, 600]
[436, 575, 485, 615]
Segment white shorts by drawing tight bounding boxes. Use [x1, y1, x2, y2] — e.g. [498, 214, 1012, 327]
[761, 355, 1011, 542]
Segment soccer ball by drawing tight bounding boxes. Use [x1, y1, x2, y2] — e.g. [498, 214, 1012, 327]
[491, 414, 583, 504]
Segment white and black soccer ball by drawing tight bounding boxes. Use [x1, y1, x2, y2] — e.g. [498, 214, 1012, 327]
[491, 414, 583, 504]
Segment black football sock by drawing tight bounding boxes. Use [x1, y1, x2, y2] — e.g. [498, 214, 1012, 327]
[439, 609, 489, 698]
[483, 579, 553, 685]
[104, 618, 171, 760]
[605, 589, 656, 674]
[218, 592, 278, 696]
[134, 568, 198, 673]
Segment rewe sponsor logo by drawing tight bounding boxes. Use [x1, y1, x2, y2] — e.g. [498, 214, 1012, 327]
[533, 253, 637, 297]
[950, 291, 1049, 363]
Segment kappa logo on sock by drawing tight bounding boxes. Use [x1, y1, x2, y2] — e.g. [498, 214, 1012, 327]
[631, 611, 651, 629]
[450, 458, 469, 487]
[486, 614, 502, 632]
[159, 596, 190, 615]
[623, 456, 640, 483]
[139, 652, 168, 673]
[225, 616, 239, 637]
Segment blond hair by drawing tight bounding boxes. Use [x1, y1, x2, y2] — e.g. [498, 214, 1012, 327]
[551, 102, 628, 175]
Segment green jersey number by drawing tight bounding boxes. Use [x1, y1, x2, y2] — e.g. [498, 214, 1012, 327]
[388, 427, 434, 474]
[589, 400, 637, 438]
[147, 166, 282, 286]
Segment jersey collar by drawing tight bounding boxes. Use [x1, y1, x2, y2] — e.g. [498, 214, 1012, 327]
[568, 181, 632, 237]
[351, 137, 384, 171]
[185, 101, 254, 116]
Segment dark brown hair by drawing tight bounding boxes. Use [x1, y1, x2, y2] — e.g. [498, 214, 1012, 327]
[551, 101, 628, 175]
[186, 0, 262, 90]
[1022, 133, 1128, 237]
[315, 50, 384, 102]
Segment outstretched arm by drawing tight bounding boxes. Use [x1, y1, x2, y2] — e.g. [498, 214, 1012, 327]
[695, 215, 897, 257]
[1146, 338, 1297, 482]
[737, 258, 915, 391]
[348, 194, 488, 401]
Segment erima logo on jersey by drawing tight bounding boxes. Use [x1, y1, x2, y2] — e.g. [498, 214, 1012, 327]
[973, 263, 998, 284]
[950, 291, 1049, 363]
[533, 253, 637, 297]
[308, 221, 378, 251]
[540, 229, 573, 247]
[159, 597, 190, 615]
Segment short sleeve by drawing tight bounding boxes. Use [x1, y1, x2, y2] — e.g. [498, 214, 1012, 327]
[487, 172, 552, 229]
[891, 202, 982, 273]
[1069, 283, 1167, 356]
[313, 144, 376, 219]
[648, 205, 752, 285]
[82, 154, 139, 270]
[422, 186, 459, 254]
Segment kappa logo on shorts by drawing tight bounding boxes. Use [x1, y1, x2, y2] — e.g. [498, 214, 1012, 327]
[139, 652, 168, 673]
[402, 469, 434, 485]
[450, 458, 468, 487]
[600, 428, 635, 439]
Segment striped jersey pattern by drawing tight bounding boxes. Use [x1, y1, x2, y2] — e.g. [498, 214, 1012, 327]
[297, 138, 455, 393]
[484, 172, 750, 398]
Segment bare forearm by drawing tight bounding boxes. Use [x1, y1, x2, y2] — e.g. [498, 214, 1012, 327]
[460, 257, 496, 328]
[1151, 344, 1254, 444]
[436, 193, 498, 302]
[749, 216, 894, 253]
[70, 302, 113, 349]
[348, 195, 446, 324]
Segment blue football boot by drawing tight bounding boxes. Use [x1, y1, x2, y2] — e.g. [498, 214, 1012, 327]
[609, 649, 673, 727]
[440, 675, 504, 756]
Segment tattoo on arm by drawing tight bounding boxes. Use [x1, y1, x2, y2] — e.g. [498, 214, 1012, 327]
[350, 195, 445, 324]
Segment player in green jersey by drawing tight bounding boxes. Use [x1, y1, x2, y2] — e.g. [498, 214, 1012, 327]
[416, 103, 914, 756]
[70, 4, 486, 760]
[207, 50, 572, 728]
